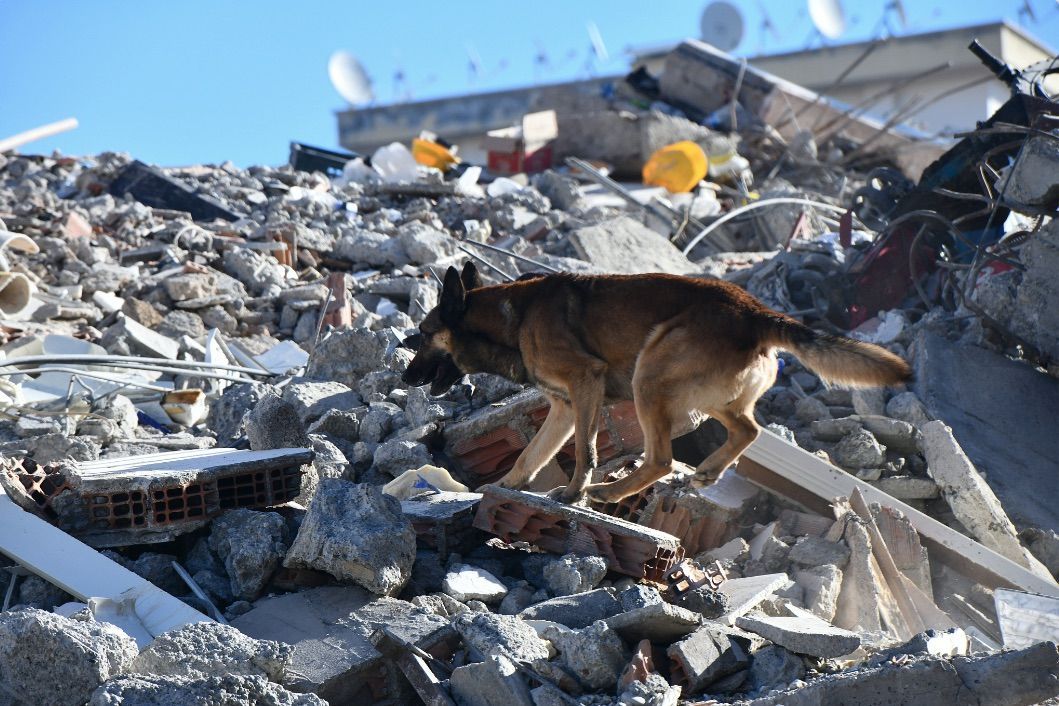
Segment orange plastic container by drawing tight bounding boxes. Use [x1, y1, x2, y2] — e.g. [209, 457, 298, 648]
[412, 138, 458, 171]
[642, 141, 708, 193]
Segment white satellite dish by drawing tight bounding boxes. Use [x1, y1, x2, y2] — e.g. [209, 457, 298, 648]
[700, 2, 745, 53]
[328, 51, 373, 105]
[808, 0, 847, 40]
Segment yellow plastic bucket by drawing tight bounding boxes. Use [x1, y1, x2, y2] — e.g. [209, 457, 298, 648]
[412, 138, 458, 171]
[642, 141, 708, 193]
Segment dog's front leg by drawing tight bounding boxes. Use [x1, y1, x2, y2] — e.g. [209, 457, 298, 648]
[562, 371, 607, 503]
[489, 395, 574, 491]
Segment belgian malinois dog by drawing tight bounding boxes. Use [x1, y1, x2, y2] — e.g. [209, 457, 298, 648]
[402, 262, 911, 504]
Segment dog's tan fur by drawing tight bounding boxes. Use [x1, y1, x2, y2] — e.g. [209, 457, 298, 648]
[402, 263, 911, 504]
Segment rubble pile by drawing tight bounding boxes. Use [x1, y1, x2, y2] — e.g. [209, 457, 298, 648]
[0, 37, 1057, 706]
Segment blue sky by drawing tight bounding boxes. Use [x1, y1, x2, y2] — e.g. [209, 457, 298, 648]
[2, 0, 1056, 167]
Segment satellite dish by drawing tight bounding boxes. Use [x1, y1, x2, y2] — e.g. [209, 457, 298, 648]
[700, 2, 745, 53]
[808, 0, 847, 39]
[328, 51, 373, 105]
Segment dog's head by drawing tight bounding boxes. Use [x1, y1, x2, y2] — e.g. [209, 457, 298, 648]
[401, 261, 482, 395]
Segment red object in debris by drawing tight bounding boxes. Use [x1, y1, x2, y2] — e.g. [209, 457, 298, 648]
[846, 224, 936, 328]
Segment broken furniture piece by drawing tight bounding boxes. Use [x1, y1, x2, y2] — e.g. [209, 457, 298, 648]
[0, 447, 313, 547]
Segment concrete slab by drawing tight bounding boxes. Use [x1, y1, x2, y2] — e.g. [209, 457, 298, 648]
[230, 587, 450, 703]
[736, 608, 861, 658]
[568, 216, 697, 275]
[913, 330, 1059, 533]
[518, 588, 623, 629]
[605, 602, 702, 644]
[716, 574, 788, 625]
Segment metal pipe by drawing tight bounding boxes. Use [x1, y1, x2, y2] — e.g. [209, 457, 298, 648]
[0, 367, 172, 392]
[0, 363, 258, 385]
[682, 197, 867, 255]
[0, 354, 271, 376]
[459, 239, 561, 273]
[456, 245, 516, 281]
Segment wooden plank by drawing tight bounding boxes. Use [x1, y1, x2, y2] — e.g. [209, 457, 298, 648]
[739, 430, 1059, 597]
[0, 487, 211, 643]
[850, 488, 927, 636]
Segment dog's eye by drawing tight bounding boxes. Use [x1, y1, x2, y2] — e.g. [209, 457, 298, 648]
[403, 333, 422, 351]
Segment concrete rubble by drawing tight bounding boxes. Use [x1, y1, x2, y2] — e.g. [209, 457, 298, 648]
[0, 31, 1057, 706]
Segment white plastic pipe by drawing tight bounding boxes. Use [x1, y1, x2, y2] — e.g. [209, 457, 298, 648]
[0, 272, 34, 318]
[0, 118, 79, 153]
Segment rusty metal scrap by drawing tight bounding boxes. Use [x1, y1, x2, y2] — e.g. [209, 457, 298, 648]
[472, 484, 684, 583]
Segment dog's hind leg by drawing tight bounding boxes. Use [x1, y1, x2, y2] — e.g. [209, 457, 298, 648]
[689, 407, 760, 489]
[490, 395, 574, 491]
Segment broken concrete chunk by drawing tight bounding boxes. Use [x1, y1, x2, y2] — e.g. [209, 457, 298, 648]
[281, 379, 361, 425]
[737, 609, 861, 658]
[701, 537, 750, 564]
[831, 428, 886, 469]
[209, 509, 289, 602]
[568, 216, 697, 275]
[885, 391, 930, 427]
[788, 536, 850, 569]
[449, 653, 534, 706]
[89, 673, 327, 705]
[717, 574, 788, 625]
[442, 564, 508, 604]
[283, 479, 416, 595]
[920, 420, 1048, 576]
[371, 438, 432, 477]
[833, 516, 881, 633]
[305, 328, 390, 387]
[667, 623, 748, 694]
[132, 622, 291, 681]
[0, 608, 138, 706]
[518, 588, 623, 629]
[746, 644, 806, 695]
[605, 601, 703, 644]
[544, 620, 628, 691]
[453, 612, 550, 662]
[245, 389, 311, 451]
[542, 553, 609, 596]
[207, 382, 270, 446]
[795, 565, 843, 622]
[871, 475, 939, 500]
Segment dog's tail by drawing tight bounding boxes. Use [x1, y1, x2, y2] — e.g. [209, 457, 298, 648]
[760, 313, 912, 388]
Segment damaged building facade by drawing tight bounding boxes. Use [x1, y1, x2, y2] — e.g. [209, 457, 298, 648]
[0, 18, 1058, 706]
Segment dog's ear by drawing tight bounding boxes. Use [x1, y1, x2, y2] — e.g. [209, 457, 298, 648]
[440, 266, 466, 325]
[460, 261, 483, 291]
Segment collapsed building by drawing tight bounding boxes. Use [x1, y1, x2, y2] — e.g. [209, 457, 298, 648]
[0, 32, 1057, 706]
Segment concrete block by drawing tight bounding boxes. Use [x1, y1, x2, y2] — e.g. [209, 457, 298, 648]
[89, 674, 327, 705]
[0, 608, 138, 706]
[450, 654, 534, 706]
[667, 623, 749, 694]
[519, 588, 623, 629]
[453, 612, 550, 662]
[605, 602, 703, 644]
[870, 475, 939, 500]
[795, 565, 843, 622]
[442, 564, 508, 604]
[542, 553, 608, 596]
[788, 536, 850, 569]
[283, 480, 416, 596]
[834, 515, 881, 633]
[716, 573, 788, 625]
[920, 421, 1050, 578]
[568, 216, 697, 275]
[913, 329, 1059, 532]
[132, 622, 290, 681]
[737, 608, 861, 658]
[544, 620, 628, 690]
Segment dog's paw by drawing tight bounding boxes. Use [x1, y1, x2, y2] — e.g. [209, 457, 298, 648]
[584, 482, 621, 504]
[545, 485, 568, 501]
[560, 486, 588, 505]
[687, 473, 719, 491]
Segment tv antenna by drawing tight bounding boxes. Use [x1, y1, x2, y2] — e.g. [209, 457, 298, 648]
[700, 1, 746, 53]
